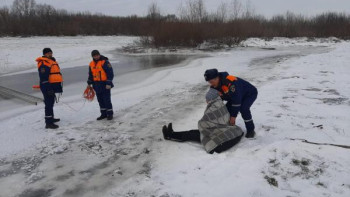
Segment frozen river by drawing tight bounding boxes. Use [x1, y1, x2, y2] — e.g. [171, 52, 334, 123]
[0, 54, 193, 114]
[0, 54, 189, 95]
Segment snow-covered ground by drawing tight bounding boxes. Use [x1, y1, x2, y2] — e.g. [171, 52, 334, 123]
[0, 37, 349, 197]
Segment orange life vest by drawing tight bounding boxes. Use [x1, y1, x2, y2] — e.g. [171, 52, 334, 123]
[221, 75, 237, 94]
[36, 57, 63, 83]
[89, 60, 107, 82]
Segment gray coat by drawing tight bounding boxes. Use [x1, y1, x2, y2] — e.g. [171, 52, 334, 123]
[198, 98, 244, 153]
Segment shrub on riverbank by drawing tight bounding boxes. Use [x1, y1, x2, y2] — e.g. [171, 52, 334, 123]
[1, 0, 349, 48]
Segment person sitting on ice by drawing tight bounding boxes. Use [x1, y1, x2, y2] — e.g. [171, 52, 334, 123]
[162, 88, 244, 154]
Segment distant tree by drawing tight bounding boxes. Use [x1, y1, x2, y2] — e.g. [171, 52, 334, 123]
[11, 0, 36, 16]
[147, 2, 161, 20]
[179, 0, 207, 23]
[216, 2, 228, 22]
[243, 0, 255, 18]
[0, 6, 10, 35]
[164, 14, 177, 22]
[34, 4, 56, 16]
[230, 0, 243, 20]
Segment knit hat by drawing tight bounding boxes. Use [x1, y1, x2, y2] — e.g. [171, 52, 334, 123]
[43, 48, 52, 55]
[91, 50, 100, 57]
[206, 88, 219, 103]
[204, 69, 219, 81]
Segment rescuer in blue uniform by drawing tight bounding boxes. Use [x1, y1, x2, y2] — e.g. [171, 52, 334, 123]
[204, 69, 258, 138]
[36, 48, 63, 129]
[87, 50, 114, 120]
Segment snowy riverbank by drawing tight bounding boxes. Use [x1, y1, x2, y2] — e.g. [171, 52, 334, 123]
[0, 37, 349, 197]
[0, 36, 137, 75]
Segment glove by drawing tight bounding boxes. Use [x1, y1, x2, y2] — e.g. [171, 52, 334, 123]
[106, 85, 112, 90]
[47, 89, 55, 96]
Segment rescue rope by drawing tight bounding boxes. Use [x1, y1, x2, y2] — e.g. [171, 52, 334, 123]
[58, 87, 94, 112]
[60, 99, 87, 112]
[42, 86, 94, 112]
[288, 138, 350, 149]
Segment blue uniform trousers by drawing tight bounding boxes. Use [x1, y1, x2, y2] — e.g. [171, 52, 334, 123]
[96, 88, 113, 116]
[240, 91, 258, 132]
[42, 92, 55, 124]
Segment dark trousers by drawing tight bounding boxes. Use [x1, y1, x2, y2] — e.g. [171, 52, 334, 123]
[240, 92, 258, 132]
[96, 89, 113, 116]
[168, 130, 243, 154]
[42, 92, 55, 124]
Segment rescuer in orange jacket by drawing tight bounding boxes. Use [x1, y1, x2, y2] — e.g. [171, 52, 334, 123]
[204, 69, 258, 138]
[87, 50, 114, 120]
[36, 48, 63, 129]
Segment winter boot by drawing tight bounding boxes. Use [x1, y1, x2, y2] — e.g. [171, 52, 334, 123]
[107, 115, 113, 120]
[46, 123, 59, 129]
[168, 123, 174, 132]
[53, 118, 60, 123]
[162, 125, 172, 140]
[245, 130, 256, 138]
[97, 115, 107, 121]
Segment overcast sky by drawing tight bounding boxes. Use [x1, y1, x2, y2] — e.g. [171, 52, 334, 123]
[1, 0, 350, 18]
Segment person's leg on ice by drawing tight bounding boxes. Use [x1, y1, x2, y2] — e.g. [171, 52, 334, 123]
[43, 92, 58, 129]
[240, 93, 257, 138]
[162, 123, 201, 142]
[96, 92, 107, 120]
[104, 88, 113, 120]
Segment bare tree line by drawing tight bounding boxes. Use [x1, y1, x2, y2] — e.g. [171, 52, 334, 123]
[1, 0, 350, 48]
[147, 0, 350, 47]
[177, 0, 257, 23]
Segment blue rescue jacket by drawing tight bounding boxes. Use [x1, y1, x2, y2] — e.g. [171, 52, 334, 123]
[214, 72, 257, 117]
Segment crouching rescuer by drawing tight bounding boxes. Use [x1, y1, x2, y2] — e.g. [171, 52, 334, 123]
[204, 69, 258, 138]
[36, 48, 63, 129]
[87, 50, 114, 120]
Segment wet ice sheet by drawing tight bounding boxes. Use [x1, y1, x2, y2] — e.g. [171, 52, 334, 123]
[0, 54, 190, 95]
[0, 54, 194, 119]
